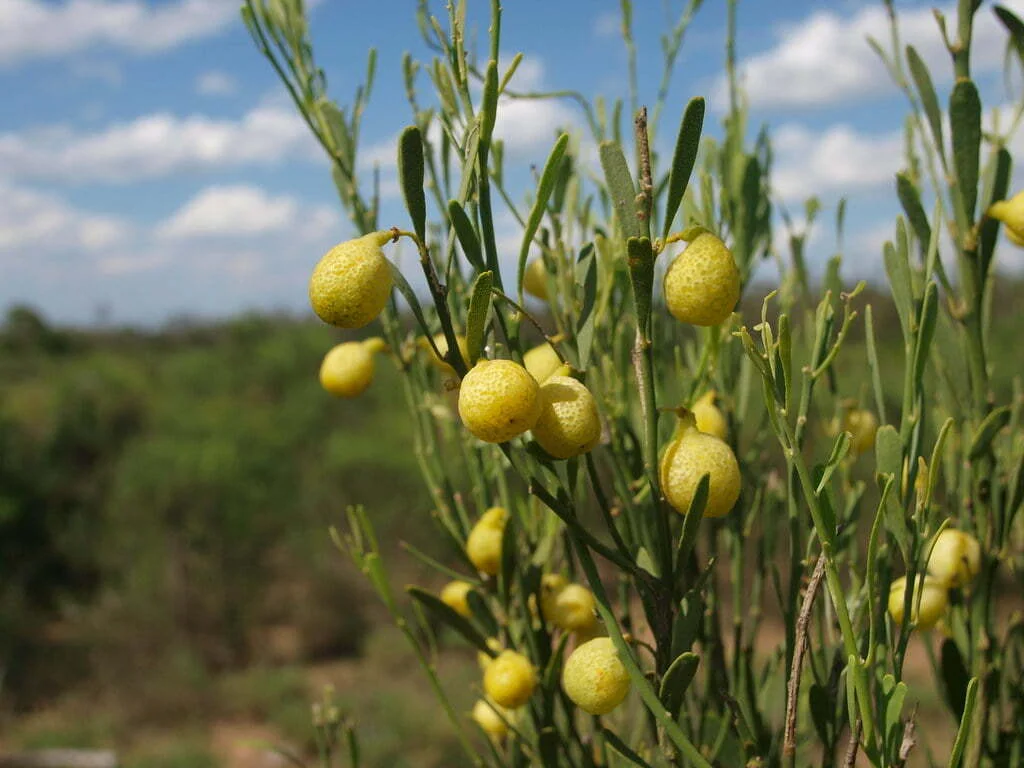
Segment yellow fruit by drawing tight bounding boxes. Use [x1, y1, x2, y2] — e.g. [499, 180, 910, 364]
[987, 191, 1024, 245]
[319, 338, 385, 398]
[466, 507, 508, 576]
[477, 637, 503, 671]
[574, 620, 607, 644]
[483, 650, 536, 708]
[843, 408, 878, 455]
[531, 376, 602, 460]
[439, 580, 474, 618]
[663, 232, 740, 326]
[692, 391, 727, 440]
[523, 342, 563, 384]
[523, 258, 549, 300]
[472, 699, 512, 739]
[309, 231, 393, 328]
[458, 359, 541, 443]
[541, 582, 597, 632]
[927, 529, 982, 589]
[422, 333, 469, 376]
[888, 575, 948, 630]
[660, 413, 741, 518]
[561, 637, 631, 715]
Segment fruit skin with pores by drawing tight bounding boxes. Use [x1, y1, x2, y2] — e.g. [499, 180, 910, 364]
[692, 390, 728, 440]
[663, 232, 740, 326]
[531, 375, 603, 460]
[466, 507, 508, 576]
[523, 341, 563, 384]
[540, 579, 597, 632]
[888, 575, 948, 630]
[523, 258, 549, 300]
[309, 231, 394, 328]
[319, 338, 387, 398]
[561, 637, 631, 715]
[458, 359, 542, 444]
[927, 529, 982, 589]
[843, 408, 878, 455]
[484, 650, 537, 708]
[471, 699, 512, 740]
[660, 412, 741, 518]
[439, 580, 474, 618]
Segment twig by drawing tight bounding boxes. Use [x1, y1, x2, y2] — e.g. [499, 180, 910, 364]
[841, 719, 862, 768]
[783, 552, 827, 759]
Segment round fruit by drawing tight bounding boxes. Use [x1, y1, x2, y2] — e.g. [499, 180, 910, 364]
[987, 191, 1024, 245]
[466, 507, 508, 576]
[663, 232, 740, 326]
[523, 341, 563, 384]
[484, 650, 536, 709]
[541, 582, 597, 632]
[692, 390, 727, 440]
[927, 529, 981, 589]
[660, 413, 741, 518]
[439, 580, 474, 618]
[561, 637, 631, 715]
[477, 637, 503, 671]
[523, 258, 549, 300]
[888, 575, 948, 630]
[319, 338, 385, 398]
[422, 333, 469, 377]
[458, 359, 542, 443]
[309, 231, 393, 328]
[472, 699, 511, 739]
[531, 376, 602, 460]
[843, 408, 878, 455]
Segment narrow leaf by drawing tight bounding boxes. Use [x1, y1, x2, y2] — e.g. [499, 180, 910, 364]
[940, 638, 970, 719]
[407, 586, 491, 654]
[662, 97, 706, 239]
[896, 173, 933, 255]
[448, 200, 484, 271]
[599, 140, 641, 242]
[968, 405, 1011, 459]
[603, 728, 655, 768]
[674, 474, 708, 580]
[660, 652, 700, 718]
[950, 79, 982, 222]
[906, 45, 945, 158]
[398, 125, 427, 242]
[517, 134, 570, 300]
[465, 271, 493, 366]
[386, 258, 434, 340]
[947, 677, 978, 768]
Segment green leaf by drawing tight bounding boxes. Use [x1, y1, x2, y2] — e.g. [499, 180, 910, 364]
[448, 200, 484, 272]
[602, 728, 655, 768]
[912, 281, 938, 385]
[662, 97, 706, 240]
[465, 271, 493, 366]
[941, 638, 970, 720]
[896, 172, 933, 256]
[660, 652, 700, 718]
[883, 238, 913, 339]
[599, 140, 642, 242]
[884, 679, 908, 751]
[808, 683, 834, 745]
[816, 433, 852, 495]
[968, 405, 1011, 459]
[979, 148, 1012, 277]
[674, 474, 708, 580]
[517, 134, 570, 300]
[947, 678, 978, 768]
[950, 79, 982, 223]
[865, 306, 888, 424]
[574, 243, 599, 370]
[994, 5, 1024, 70]
[906, 45, 944, 159]
[385, 258, 434, 340]
[875, 425, 903, 481]
[407, 586, 491, 654]
[478, 61, 499, 146]
[466, 589, 499, 639]
[397, 126, 427, 242]
[626, 236, 656, 335]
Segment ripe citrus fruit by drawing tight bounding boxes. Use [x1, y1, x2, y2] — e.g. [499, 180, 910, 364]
[692, 390, 727, 440]
[540, 578, 597, 632]
[660, 412, 741, 518]
[531, 375, 602, 460]
[319, 337, 387, 398]
[466, 507, 508, 576]
[523, 341, 563, 384]
[309, 231, 393, 328]
[421, 332, 469, 377]
[987, 191, 1024, 245]
[439, 580, 474, 618]
[663, 232, 740, 326]
[458, 359, 541, 443]
[471, 699, 512, 739]
[523, 258, 549, 300]
[843, 408, 878, 455]
[926, 529, 981, 589]
[561, 637, 631, 715]
[484, 650, 536, 708]
[888, 575, 948, 630]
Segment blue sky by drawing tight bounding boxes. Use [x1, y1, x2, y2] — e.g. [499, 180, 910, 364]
[2, 0, 1023, 326]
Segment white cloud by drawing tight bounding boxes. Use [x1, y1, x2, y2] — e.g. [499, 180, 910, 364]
[196, 70, 238, 96]
[0, 181, 130, 254]
[0, 104, 316, 184]
[157, 185, 339, 240]
[772, 123, 903, 201]
[0, 0, 238, 66]
[719, 1, 1024, 109]
[593, 10, 620, 39]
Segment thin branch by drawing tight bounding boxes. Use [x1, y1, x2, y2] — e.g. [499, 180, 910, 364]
[841, 719, 862, 768]
[783, 552, 827, 758]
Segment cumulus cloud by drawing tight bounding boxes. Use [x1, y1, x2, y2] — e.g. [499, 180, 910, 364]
[717, 1, 1024, 109]
[196, 70, 238, 96]
[0, 181, 130, 254]
[0, 104, 316, 184]
[156, 185, 339, 240]
[0, 0, 238, 66]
